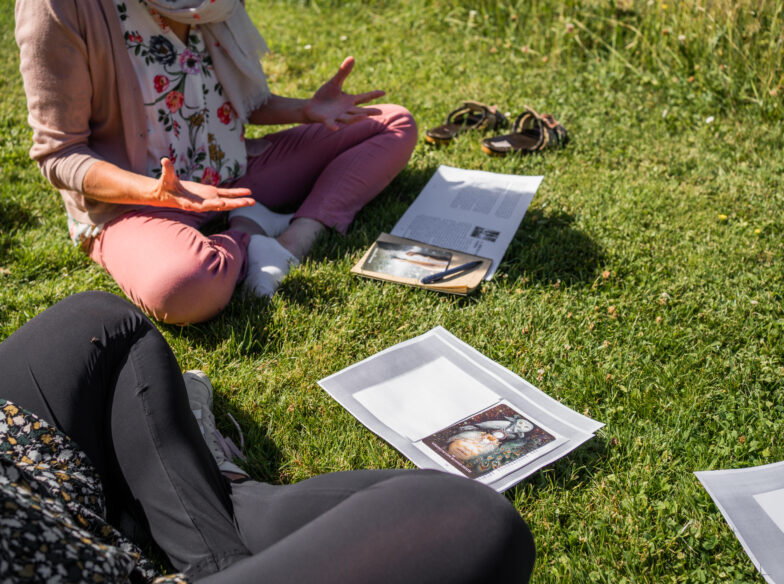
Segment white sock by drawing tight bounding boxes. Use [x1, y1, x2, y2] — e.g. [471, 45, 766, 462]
[229, 204, 294, 237]
[243, 234, 299, 297]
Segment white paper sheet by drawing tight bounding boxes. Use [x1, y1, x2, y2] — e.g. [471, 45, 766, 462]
[390, 166, 542, 279]
[319, 326, 603, 492]
[354, 357, 499, 441]
[755, 488, 784, 535]
[696, 461, 784, 584]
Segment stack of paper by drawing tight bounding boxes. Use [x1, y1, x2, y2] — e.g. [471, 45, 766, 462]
[390, 165, 542, 280]
[696, 462, 784, 583]
[319, 327, 603, 492]
[352, 165, 542, 295]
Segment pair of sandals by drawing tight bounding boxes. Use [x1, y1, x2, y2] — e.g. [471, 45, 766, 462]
[425, 101, 569, 156]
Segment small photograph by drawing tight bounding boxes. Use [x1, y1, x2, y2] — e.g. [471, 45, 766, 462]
[422, 403, 556, 480]
[362, 240, 452, 279]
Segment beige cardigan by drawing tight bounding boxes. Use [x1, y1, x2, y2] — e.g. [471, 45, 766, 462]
[15, 0, 151, 226]
[15, 0, 268, 227]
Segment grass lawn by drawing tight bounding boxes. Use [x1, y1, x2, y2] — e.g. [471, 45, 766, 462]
[1, 1, 783, 581]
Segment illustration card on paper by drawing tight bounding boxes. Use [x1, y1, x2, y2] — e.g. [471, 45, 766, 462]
[362, 239, 452, 280]
[421, 402, 558, 480]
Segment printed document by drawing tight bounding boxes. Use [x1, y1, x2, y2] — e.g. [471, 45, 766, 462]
[390, 166, 542, 279]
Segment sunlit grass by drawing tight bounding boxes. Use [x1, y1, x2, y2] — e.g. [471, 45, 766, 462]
[1, 2, 783, 582]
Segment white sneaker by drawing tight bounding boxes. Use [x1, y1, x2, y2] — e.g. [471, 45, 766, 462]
[183, 370, 248, 477]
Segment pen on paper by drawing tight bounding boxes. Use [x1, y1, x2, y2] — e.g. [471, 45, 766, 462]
[421, 260, 483, 284]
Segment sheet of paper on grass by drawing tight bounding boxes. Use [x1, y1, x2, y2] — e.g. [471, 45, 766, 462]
[389, 165, 542, 279]
[696, 461, 784, 584]
[318, 327, 603, 492]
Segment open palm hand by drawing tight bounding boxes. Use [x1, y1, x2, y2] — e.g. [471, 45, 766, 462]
[151, 158, 255, 212]
[303, 57, 386, 131]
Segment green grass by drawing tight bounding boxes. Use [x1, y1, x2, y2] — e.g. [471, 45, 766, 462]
[1, 1, 783, 582]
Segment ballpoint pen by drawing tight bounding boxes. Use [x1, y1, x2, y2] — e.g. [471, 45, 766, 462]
[420, 260, 483, 284]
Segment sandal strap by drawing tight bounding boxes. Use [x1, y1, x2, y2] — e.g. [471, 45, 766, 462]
[446, 103, 485, 127]
[468, 101, 507, 130]
[513, 106, 568, 151]
[447, 101, 506, 130]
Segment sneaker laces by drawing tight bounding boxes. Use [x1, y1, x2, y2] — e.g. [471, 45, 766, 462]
[198, 403, 247, 468]
[213, 412, 247, 462]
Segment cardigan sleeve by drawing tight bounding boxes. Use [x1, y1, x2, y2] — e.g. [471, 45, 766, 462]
[15, 0, 105, 193]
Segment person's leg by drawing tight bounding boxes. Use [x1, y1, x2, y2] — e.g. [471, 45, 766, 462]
[209, 468, 535, 584]
[88, 209, 249, 324]
[231, 103, 418, 235]
[226, 104, 416, 294]
[0, 291, 250, 576]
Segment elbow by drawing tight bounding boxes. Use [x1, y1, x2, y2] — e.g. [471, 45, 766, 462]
[34, 144, 101, 193]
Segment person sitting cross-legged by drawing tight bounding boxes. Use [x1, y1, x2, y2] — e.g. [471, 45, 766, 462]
[0, 291, 536, 583]
[15, 0, 418, 324]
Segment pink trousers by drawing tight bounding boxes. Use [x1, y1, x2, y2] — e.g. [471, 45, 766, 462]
[88, 104, 417, 324]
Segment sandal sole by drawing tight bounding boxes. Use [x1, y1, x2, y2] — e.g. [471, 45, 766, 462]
[425, 135, 453, 146]
[481, 144, 507, 157]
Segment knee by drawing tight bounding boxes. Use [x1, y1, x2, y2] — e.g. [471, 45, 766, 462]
[62, 290, 139, 315]
[131, 247, 240, 325]
[57, 291, 149, 330]
[38, 292, 156, 351]
[412, 471, 536, 580]
[377, 103, 419, 153]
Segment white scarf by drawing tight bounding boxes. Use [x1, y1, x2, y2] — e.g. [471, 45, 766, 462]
[144, 0, 270, 122]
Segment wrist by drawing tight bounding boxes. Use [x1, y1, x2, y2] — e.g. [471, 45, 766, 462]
[300, 98, 314, 124]
[250, 95, 309, 125]
[136, 172, 162, 206]
[83, 161, 156, 206]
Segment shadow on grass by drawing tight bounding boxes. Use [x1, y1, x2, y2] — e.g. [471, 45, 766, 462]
[307, 163, 442, 264]
[163, 292, 277, 355]
[177, 165, 603, 346]
[503, 208, 605, 286]
[307, 166, 604, 287]
[0, 198, 36, 233]
[218, 402, 284, 484]
[511, 434, 608, 500]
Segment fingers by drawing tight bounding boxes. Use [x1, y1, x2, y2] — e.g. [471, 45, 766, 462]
[338, 56, 355, 80]
[330, 56, 355, 91]
[353, 89, 386, 105]
[189, 189, 255, 211]
[334, 106, 383, 126]
[323, 119, 340, 131]
[216, 187, 253, 198]
[159, 157, 180, 188]
[159, 157, 178, 179]
[175, 179, 255, 211]
[183, 196, 255, 213]
[352, 106, 383, 117]
[202, 197, 256, 212]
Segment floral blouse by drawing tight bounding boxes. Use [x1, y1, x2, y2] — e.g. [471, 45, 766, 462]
[0, 399, 187, 583]
[68, 0, 249, 246]
[117, 0, 247, 184]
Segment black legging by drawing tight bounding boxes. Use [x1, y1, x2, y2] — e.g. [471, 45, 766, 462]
[0, 291, 535, 583]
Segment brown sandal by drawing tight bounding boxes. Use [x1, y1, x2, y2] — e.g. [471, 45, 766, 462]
[425, 101, 507, 145]
[481, 106, 568, 156]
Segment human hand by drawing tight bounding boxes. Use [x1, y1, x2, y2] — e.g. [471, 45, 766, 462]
[150, 158, 255, 212]
[303, 56, 386, 131]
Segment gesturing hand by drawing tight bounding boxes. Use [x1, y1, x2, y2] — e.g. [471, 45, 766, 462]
[151, 158, 255, 212]
[303, 56, 386, 131]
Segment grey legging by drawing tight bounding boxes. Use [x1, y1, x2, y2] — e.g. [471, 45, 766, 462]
[0, 291, 535, 583]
